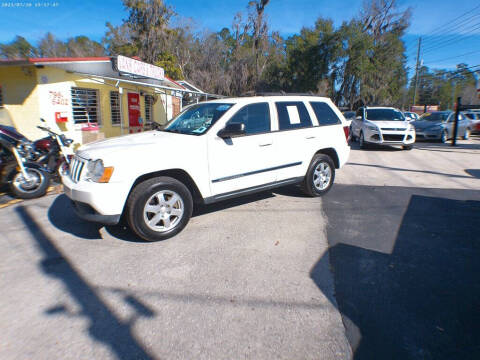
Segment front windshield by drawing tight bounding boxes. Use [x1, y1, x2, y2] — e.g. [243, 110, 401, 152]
[163, 103, 234, 135]
[419, 112, 450, 122]
[365, 109, 405, 121]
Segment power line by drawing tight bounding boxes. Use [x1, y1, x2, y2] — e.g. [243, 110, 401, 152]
[422, 22, 480, 54]
[426, 49, 480, 64]
[419, 4, 480, 38]
[422, 12, 480, 41]
[446, 64, 480, 80]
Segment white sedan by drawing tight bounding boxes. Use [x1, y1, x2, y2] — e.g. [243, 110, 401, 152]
[351, 107, 416, 150]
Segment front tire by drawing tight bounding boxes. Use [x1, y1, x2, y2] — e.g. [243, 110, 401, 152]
[126, 176, 193, 242]
[301, 154, 335, 197]
[403, 144, 413, 150]
[9, 167, 51, 199]
[359, 131, 367, 149]
[440, 130, 448, 143]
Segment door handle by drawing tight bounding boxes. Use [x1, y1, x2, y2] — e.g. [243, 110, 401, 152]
[259, 143, 272, 147]
[305, 136, 316, 139]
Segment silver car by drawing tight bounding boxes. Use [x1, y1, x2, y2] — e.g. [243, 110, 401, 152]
[464, 111, 480, 134]
[412, 111, 471, 143]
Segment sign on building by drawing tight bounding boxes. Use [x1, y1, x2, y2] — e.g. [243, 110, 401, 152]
[113, 55, 165, 81]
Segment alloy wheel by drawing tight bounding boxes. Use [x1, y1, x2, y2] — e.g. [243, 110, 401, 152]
[143, 190, 184, 232]
[313, 162, 332, 191]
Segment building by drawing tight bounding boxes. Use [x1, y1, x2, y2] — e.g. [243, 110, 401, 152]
[0, 56, 215, 145]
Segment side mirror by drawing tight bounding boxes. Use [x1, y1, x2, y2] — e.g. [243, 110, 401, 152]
[217, 123, 245, 138]
[355, 116, 362, 121]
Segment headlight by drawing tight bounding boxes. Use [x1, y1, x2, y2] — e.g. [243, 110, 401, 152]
[429, 125, 442, 131]
[86, 159, 114, 183]
[408, 125, 415, 131]
[366, 124, 378, 131]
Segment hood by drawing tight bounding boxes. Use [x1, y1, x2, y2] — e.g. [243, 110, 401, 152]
[412, 120, 443, 130]
[366, 120, 409, 129]
[77, 130, 188, 161]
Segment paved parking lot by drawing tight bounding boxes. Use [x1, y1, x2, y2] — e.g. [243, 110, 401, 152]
[1, 137, 479, 359]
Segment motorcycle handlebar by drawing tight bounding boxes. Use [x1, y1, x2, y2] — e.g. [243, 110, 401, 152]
[37, 125, 58, 135]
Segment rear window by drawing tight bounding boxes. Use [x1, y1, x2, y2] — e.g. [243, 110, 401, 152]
[310, 102, 341, 125]
[275, 102, 312, 130]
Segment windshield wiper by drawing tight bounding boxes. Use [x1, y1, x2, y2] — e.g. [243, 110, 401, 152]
[161, 128, 182, 133]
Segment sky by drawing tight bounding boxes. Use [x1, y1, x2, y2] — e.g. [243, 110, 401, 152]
[0, 0, 479, 76]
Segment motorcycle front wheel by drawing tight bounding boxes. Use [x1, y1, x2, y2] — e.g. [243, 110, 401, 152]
[9, 167, 51, 199]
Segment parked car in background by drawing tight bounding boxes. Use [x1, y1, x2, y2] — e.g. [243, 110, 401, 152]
[412, 111, 471, 143]
[464, 111, 480, 134]
[350, 106, 416, 150]
[62, 95, 350, 241]
[404, 111, 419, 122]
[342, 111, 355, 127]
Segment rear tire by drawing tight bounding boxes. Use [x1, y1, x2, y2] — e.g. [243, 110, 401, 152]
[126, 176, 193, 242]
[301, 154, 335, 197]
[403, 145, 413, 150]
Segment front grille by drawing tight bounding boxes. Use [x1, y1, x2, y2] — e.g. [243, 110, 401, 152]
[70, 156, 87, 182]
[383, 134, 405, 141]
[381, 127, 406, 131]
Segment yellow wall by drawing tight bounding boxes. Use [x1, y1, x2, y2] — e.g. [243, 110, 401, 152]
[0, 65, 40, 137]
[0, 64, 170, 144]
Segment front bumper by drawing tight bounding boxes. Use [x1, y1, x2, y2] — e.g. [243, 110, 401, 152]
[364, 129, 415, 145]
[62, 173, 128, 224]
[71, 200, 121, 225]
[414, 129, 442, 140]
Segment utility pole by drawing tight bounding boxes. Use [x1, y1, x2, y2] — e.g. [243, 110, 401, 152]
[412, 37, 422, 108]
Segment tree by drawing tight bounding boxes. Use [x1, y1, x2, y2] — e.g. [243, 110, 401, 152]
[0, 35, 37, 59]
[123, 0, 175, 63]
[65, 36, 105, 57]
[38, 33, 68, 57]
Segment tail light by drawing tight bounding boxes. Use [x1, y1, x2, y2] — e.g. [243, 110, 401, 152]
[343, 126, 350, 142]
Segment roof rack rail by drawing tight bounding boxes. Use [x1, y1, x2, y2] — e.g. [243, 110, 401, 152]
[238, 91, 319, 97]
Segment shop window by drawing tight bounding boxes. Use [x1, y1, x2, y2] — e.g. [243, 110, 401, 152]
[110, 91, 121, 126]
[0, 85, 3, 108]
[71, 87, 100, 124]
[145, 95, 154, 123]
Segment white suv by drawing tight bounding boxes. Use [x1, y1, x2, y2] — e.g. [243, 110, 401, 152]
[351, 106, 416, 150]
[62, 96, 350, 241]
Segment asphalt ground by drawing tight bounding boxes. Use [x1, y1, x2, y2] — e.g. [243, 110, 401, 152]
[0, 136, 479, 359]
[326, 136, 480, 359]
[0, 181, 350, 359]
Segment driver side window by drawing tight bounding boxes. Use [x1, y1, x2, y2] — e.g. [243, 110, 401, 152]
[227, 103, 271, 135]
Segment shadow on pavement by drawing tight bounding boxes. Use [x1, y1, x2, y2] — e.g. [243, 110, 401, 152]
[49, 189, 299, 242]
[314, 185, 480, 359]
[16, 205, 156, 360]
[48, 194, 102, 240]
[347, 162, 474, 180]
[349, 141, 404, 152]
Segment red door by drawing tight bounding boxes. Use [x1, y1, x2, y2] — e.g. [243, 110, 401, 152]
[128, 93, 141, 133]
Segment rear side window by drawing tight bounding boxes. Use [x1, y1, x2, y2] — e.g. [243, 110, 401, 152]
[228, 102, 271, 135]
[310, 102, 341, 125]
[275, 102, 312, 130]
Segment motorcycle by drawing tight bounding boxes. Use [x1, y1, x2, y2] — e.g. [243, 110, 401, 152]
[34, 119, 74, 178]
[0, 125, 51, 199]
